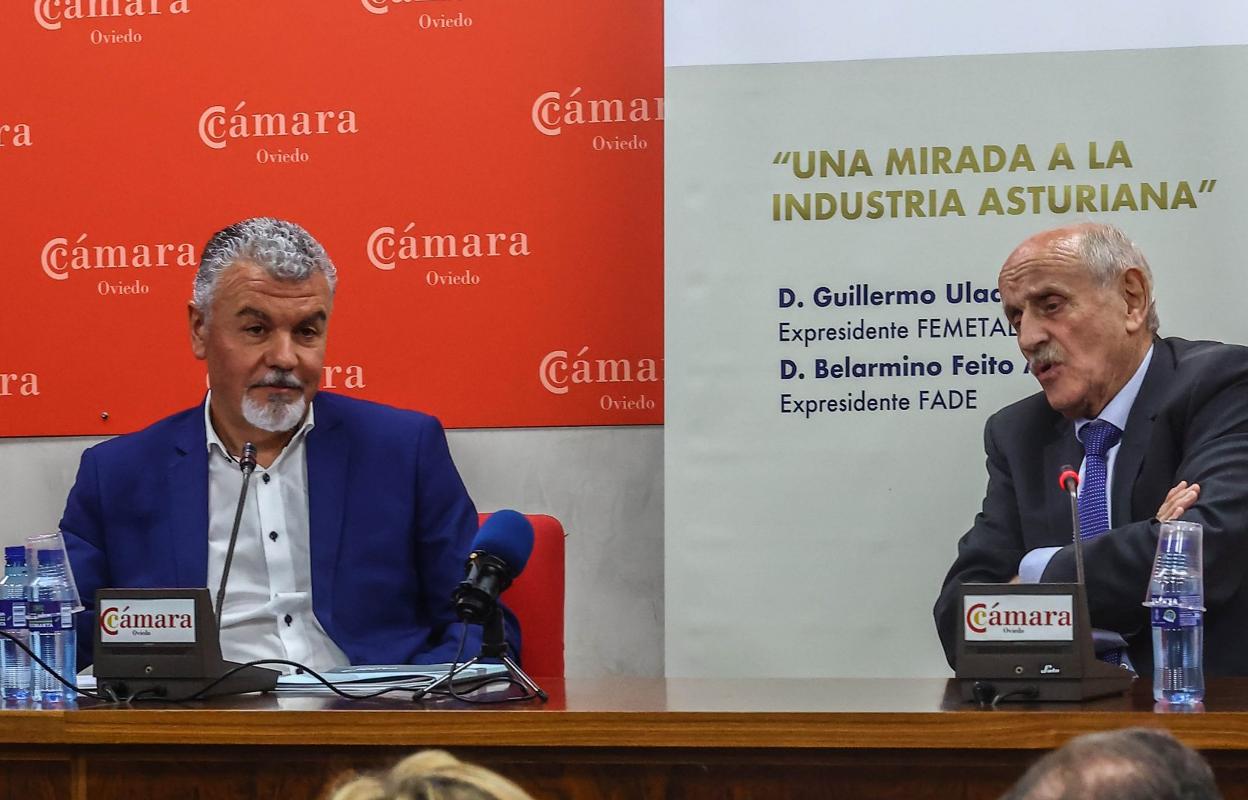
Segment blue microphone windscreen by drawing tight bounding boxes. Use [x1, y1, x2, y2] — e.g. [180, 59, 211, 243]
[473, 510, 535, 574]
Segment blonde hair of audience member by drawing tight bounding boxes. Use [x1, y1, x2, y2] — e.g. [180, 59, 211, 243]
[327, 750, 536, 800]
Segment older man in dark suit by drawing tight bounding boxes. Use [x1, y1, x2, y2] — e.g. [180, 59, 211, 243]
[934, 223, 1248, 676]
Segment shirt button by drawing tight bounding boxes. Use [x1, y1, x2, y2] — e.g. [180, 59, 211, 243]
[268, 531, 278, 541]
[262, 474, 271, 484]
[284, 614, 293, 626]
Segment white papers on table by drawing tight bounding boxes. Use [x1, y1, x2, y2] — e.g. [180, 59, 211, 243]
[274, 663, 509, 694]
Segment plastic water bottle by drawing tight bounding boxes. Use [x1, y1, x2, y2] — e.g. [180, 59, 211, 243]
[1152, 600, 1203, 704]
[1149, 539, 1204, 704]
[0, 547, 31, 701]
[28, 550, 76, 704]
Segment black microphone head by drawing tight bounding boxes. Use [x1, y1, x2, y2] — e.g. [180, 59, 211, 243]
[453, 511, 535, 624]
[1058, 464, 1080, 491]
[472, 510, 535, 574]
[240, 442, 258, 475]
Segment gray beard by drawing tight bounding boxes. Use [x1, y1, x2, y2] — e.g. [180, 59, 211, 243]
[242, 393, 307, 433]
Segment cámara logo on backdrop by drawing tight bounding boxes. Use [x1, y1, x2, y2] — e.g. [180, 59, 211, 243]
[361, 0, 473, 28]
[35, 0, 191, 44]
[0, 372, 40, 398]
[539, 346, 662, 411]
[41, 233, 197, 290]
[198, 101, 359, 164]
[0, 123, 33, 148]
[320, 364, 366, 391]
[366, 223, 530, 286]
[200, 364, 366, 392]
[531, 87, 663, 152]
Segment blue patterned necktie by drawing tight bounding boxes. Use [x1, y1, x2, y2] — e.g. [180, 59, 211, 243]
[1083, 421, 1133, 663]
[1077, 420, 1121, 539]
[1078, 420, 1128, 666]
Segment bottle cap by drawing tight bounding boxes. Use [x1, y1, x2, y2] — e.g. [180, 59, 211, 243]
[36, 549, 64, 565]
[3, 546, 25, 565]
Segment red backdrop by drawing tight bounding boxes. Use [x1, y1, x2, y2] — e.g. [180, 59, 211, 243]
[0, 0, 662, 436]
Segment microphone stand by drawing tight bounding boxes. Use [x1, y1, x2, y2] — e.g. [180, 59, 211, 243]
[215, 442, 257, 627]
[1061, 470, 1085, 585]
[94, 444, 281, 701]
[416, 608, 547, 701]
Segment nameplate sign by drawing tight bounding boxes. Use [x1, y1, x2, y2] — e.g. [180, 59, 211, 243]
[99, 598, 197, 643]
[963, 594, 1074, 642]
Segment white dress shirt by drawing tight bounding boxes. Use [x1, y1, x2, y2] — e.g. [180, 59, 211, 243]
[1018, 345, 1155, 582]
[203, 394, 348, 673]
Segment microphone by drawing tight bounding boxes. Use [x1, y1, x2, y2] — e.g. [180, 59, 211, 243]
[239, 442, 258, 476]
[453, 510, 534, 625]
[214, 442, 257, 627]
[1058, 463, 1087, 586]
[417, 510, 547, 702]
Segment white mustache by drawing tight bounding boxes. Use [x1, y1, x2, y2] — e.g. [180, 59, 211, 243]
[1028, 343, 1066, 372]
[250, 370, 302, 390]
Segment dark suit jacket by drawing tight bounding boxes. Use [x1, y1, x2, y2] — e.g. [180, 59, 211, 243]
[934, 337, 1248, 676]
[61, 392, 519, 670]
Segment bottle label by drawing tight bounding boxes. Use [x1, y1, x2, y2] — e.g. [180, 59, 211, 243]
[27, 601, 72, 631]
[0, 600, 26, 631]
[1151, 605, 1202, 629]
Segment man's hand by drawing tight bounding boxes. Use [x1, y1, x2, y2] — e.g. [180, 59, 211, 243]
[1156, 480, 1200, 521]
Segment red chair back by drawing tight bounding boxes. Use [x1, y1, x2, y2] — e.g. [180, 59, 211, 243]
[478, 512, 565, 678]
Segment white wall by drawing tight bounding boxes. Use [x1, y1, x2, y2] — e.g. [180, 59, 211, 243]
[0, 426, 664, 678]
[667, 0, 1248, 67]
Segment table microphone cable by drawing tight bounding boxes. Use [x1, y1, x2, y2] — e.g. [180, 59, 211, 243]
[0, 631, 527, 705]
[168, 649, 511, 704]
[971, 680, 1040, 709]
[0, 630, 424, 704]
[0, 629, 114, 702]
[436, 624, 541, 705]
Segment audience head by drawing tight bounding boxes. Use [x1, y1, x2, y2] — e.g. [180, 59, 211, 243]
[1001, 727, 1221, 800]
[327, 750, 536, 800]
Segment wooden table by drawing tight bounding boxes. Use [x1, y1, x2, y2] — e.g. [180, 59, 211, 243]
[4, 677, 1248, 799]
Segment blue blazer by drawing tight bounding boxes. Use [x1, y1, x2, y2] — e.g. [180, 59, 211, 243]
[61, 392, 518, 670]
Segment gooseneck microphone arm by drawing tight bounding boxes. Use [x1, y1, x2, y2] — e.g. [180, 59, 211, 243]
[1058, 465, 1084, 585]
[215, 442, 257, 627]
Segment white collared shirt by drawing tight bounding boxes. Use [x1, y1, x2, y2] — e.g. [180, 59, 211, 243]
[203, 393, 348, 673]
[1018, 345, 1155, 582]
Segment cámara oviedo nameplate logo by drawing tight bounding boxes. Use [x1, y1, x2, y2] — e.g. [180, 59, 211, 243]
[35, 0, 192, 44]
[963, 595, 1073, 642]
[99, 598, 196, 643]
[531, 87, 662, 152]
[540, 347, 662, 412]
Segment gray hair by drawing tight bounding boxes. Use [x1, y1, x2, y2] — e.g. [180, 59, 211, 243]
[192, 217, 337, 317]
[1001, 728, 1221, 800]
[1074, 223, 1160, 334]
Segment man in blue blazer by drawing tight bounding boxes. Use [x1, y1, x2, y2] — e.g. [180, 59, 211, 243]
[61, 218, 517, 671]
